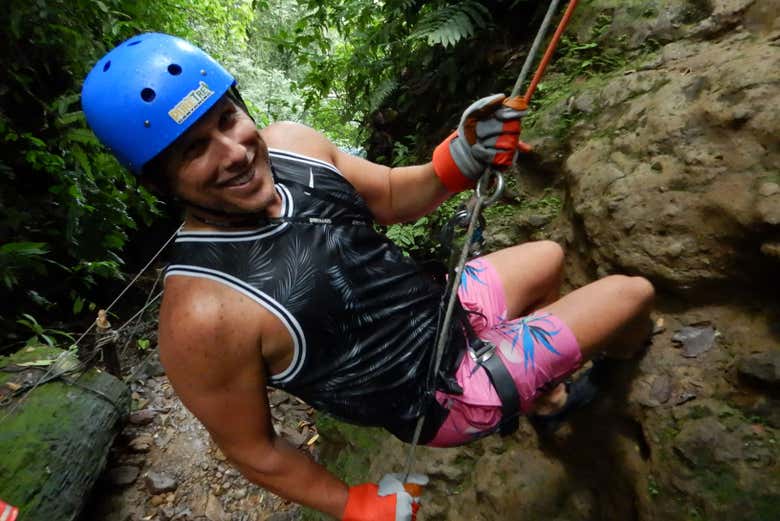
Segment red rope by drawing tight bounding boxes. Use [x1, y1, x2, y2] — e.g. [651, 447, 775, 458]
[523, 0, 579, 104]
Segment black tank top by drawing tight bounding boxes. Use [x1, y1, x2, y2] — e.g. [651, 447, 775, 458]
[165, 149, 457, 440]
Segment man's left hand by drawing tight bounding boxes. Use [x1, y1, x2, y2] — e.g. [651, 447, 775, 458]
[433, 94, 528, 192]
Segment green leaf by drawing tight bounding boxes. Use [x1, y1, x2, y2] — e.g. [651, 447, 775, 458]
[73, 296, 85, 315]
[70, 144, 93, 177]
[0, 242, 49, 256]
[64, 128, 99, 146]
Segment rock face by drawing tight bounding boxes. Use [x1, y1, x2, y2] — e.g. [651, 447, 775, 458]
[512, 0, 780, 294]
[560, 3, 780, 293]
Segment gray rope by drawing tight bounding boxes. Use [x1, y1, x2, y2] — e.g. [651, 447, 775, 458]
[511, 0, 563, 98]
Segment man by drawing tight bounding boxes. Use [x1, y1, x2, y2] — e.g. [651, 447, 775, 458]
[82, 33, 654, 520]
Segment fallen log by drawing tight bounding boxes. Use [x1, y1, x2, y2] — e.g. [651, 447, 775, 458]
[0, 345, 130, 520]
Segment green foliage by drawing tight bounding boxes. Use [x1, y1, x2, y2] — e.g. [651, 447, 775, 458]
[648, 474, 661, 498]
[16, 314, 74, 348]
[383, 191, 470, 258]
[385, 217, 433, 255]
[0, 0, 266, 351]
[411, 1, 492, 48]
[0, 242, 51, 290]
[264, 0, 521, 152]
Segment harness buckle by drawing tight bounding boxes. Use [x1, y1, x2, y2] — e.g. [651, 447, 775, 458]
[468, 338, 497, 368]
[467, 338, 521, 437]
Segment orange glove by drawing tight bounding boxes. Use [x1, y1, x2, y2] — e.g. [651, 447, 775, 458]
[0, 499, 19, 521]
[342, 473, 428, 521]
[433, 94, 529, 192]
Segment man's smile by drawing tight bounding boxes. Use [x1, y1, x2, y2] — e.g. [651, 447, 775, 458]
[220, 167, 256, 188]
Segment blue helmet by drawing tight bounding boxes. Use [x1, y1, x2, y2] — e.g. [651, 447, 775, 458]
[81, 33, 236, 174]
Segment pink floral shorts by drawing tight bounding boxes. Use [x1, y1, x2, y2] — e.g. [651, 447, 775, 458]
[428, 258, 583, 447]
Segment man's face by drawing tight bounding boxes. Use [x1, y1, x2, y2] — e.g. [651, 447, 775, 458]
[163, 96, 275, 215]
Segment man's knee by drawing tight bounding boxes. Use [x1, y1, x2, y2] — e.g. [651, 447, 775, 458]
[529, 240, 564, 271]
[610, 274, 655, 312]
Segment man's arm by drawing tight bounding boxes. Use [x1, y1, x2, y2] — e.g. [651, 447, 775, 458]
[332, 151, 449, 225]
[158, 278, 349, 518]
[262, 95, 525, 225]
[262, 122, 450, 225]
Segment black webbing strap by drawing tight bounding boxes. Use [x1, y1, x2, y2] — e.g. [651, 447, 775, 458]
[456, 302, 520, 436]
[478, 343, 520, 436]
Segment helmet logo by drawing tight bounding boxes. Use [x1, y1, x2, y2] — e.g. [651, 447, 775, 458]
[168, 81, 215, 124]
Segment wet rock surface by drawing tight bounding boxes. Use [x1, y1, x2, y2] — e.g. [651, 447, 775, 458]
[81, 353, 317, 521]
[738, 350, 780, 391]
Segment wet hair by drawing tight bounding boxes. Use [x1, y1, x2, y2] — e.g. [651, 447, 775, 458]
[139, 86, 253, 196]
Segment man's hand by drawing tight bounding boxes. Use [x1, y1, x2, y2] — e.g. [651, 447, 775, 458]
[433, 94, 528, 192]
[342, 474, 429, 521]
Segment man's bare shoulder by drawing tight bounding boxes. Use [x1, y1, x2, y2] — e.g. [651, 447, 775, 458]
[159, 276, 264, 356]
[260, 121, 336, 165]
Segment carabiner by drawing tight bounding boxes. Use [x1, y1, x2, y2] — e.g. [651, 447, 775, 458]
[476, 168, 505, 208]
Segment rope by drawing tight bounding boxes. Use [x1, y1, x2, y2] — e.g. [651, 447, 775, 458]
[523, 0, 580, 103]
[403, 179, 491, 479]
[118, 267, 164, 360]
[69, 224, 181, 351]
[511, 0, 562, 98]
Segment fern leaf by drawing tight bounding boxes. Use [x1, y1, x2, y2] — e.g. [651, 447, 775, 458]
[461, 2, 491, 26]
[368, 77, 399, 112]
[410, 1, 492, 48]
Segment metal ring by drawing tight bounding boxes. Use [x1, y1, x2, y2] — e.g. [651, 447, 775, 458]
[476, 169, 505, 207]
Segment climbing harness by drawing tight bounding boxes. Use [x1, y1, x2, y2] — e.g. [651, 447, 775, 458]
[402, 0, 581, 480]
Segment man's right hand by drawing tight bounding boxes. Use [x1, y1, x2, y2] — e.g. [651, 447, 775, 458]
[342, 474, 428, 521]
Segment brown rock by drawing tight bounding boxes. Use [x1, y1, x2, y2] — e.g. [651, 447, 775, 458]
[205, 493, 228, 521]
[107, 465, 140, 487]
[145, 471, 178, 494]
[129, 409, 158, 426]
[562, 31, 780, 293]
[760, 241, 780, 259]
[738, 351, 780, 390]
[129, 435, 154, 453]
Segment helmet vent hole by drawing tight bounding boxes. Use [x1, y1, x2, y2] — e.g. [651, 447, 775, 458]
[127, 40, 142, 46]
[168, 64, 182, 76]
[141, 88, 156, 102]
[103, 61, 111, 72]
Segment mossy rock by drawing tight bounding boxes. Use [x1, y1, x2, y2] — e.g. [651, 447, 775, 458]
[0, 345, 130, 520]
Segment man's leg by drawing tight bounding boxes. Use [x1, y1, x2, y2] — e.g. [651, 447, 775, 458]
[481, 241, 654, 360]
[537, 275, 655, 361]
[480, 240, 565, 319]
[481, 242, 654, 414]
